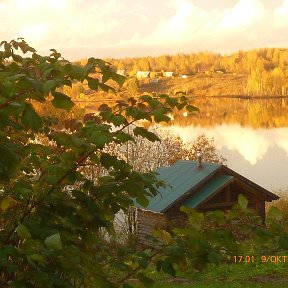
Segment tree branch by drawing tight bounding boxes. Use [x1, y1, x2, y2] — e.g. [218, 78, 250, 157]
[0, 90, 32, 110]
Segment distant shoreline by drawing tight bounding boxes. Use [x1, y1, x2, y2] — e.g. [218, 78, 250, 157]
[188, 95, 288, 99]
[74, 95, 288, 103]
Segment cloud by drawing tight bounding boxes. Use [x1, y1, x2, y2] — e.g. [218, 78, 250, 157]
[0, 0, 288, 58]
[138, 0, 269, 52]
[167, 124, 288, 166]
[214, 125, 269, 165]
[0, 0, 125, 57]
[110, 0, 275, 56]
[273, 0, 288, 27]
[220, 0, 267, 31]
[118, 0, 213, 48]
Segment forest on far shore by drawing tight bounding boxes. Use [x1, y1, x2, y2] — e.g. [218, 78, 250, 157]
[75, 47, 288, 97]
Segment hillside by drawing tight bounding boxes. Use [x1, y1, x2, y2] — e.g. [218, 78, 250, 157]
[138, 73, 247, 97]
[67, 71, 287, 103]
[74, 47, 288, 98]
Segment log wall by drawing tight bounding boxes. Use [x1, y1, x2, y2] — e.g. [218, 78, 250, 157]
[136, 208, 167, 246]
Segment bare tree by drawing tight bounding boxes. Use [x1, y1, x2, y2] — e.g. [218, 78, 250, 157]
[106, 128, 226, 173]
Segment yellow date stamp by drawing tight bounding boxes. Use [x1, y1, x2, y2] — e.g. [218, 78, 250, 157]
[233, 255, 288, 263]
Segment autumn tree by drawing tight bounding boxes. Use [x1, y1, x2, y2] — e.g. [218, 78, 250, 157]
[122, 76, 139, 96]
[107, 131, 226, 173]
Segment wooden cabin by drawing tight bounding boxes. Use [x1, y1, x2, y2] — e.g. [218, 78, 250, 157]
[134, 160, 279, 245]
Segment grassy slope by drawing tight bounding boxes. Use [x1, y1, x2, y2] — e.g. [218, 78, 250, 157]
[130, 258, 288, 288]
[79, 73, 248, 103]
[138, 74, 247, 97]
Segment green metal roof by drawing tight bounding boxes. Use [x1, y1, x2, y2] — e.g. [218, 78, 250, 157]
[135, 160, 222, 212]
[183, 175, 234, 208]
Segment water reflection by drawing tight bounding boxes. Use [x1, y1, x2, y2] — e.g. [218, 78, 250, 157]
[172, 98, 288, 128]
[76, 97, 288, 191]
[168, 124, 288, 191]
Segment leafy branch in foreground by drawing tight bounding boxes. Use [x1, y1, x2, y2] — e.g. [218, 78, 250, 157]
[0, 39, 197, 287]
[102, 195, 288, 287]
[3, 39, 285, 288]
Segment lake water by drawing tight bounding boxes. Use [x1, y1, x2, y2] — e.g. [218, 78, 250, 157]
[168, 123, 288, 191]
[80, 98, 288, 192]
[168, 98, 288, 192]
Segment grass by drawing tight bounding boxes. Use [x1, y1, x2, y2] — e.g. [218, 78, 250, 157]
[124, 193, 288, 288]
[129, 257, 288, 287]
[127, 194, 288, 288]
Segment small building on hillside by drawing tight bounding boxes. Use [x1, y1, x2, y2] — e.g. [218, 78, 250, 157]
[163, 71, 174, 77]
[136, 71, 150, 78]
[150, 71, 162, 78]
[134, 160, 279, 245]
[181, 74, 193, 79]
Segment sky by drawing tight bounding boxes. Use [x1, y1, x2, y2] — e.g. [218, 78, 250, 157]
[1, 0, 288, 60]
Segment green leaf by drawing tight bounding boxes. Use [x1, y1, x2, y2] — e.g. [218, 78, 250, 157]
[42, 67, 54, 79]
[22, 104, 43, 131]
[123, 284, 134, 288]
[88, 78, 99, 90]
[65, 171, 77, 185]
[43, 79, 57, 95]
[49, 131, 71, 146]
[1, 197, 17, 210]
[98, 103, 111, 112]
[114, 131, 134, 143]
[180, 206, 204, 230]
[140, 95, 152, 102]
[112, 73, 126, 86]
[279, 235, 288, 249]
[9, 74, 26, 81]
[99, 83, 115, 93]
[45, 175, 58, 185]
[136, 194, 149, 207]
[93, 276, 116, 288]
[133, 127, 160, 142]
[238, 194, 248, 210]
[186, 104, 199, 112]
[28, 253, 45, 264]
[153, 108, 171, 123]
[11, 54, 23, 63]
[208, 251, 223, 264]
[71, 136, 85, 147]
[111, 115, 127, 126]
[51, 91, 75, 111]
[156, 260, 176, 277]
[89, 130, 113, 148]
[0, 144, 20, 181]
[268, 206, 282, 221]
[90, 153, 100, 164]
[137, 272, 155, 287]
[5, 102, 26, 118]
[166, 97, 178, 108]
[153, 229, 172, 245]
[206, 210, 226, 224]
[99, 110, 113, 121]
[16, 223, 32, 239]
[44, 233, 62, 250]
[100, 153, 129, 171]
